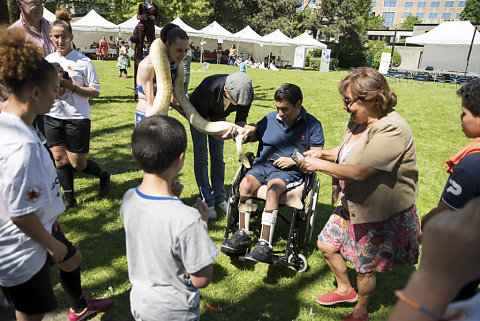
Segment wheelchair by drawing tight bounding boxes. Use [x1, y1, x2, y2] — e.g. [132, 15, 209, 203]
[221, 152, 320, 272]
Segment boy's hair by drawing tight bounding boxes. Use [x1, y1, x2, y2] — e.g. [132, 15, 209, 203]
[457, 78, 480, 116]
[274, 83, 303, 106]
[132, 116, 187, 174]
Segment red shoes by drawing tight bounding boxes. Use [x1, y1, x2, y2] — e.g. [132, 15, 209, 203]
[317, 288, 358, 305]
[343, 311, 370, 321]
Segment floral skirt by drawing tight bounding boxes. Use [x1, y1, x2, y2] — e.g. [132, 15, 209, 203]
[318, 203, 420, 273]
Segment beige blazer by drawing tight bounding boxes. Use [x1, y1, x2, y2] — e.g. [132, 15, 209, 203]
[339, 109, 418, 224]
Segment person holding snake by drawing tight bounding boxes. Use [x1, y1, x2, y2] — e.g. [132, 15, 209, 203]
[134, 23, 189, 126]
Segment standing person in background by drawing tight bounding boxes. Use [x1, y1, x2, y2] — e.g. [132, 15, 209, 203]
[216, 42, 222, 64]
[99, 36, 108, 61]
[9, 0, 57, 159]
[0, 27, 112, 321]
[228, 44, 237, 66]
[189, 72, 254, 219]
[45, 9, 110, 209]
[135, 0, 160, 61]
[117, 40, 130, 79]
[183, 46, 192, 96]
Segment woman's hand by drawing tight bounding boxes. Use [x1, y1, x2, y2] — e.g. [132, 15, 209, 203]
[298, 156, 323, 173]
[273, 157, 296, 169]
[47, 239, 68, 264]
[221, 126, 236, 140]
[303, 149, 324, 159]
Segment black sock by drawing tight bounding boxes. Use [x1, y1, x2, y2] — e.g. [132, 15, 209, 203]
[82, 160, 102, 177]
[59, 266, 87, 313]
[56, 164, 75, 202]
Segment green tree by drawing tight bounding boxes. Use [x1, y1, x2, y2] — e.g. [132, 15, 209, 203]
[7, 0, 20, 24]
[212, 0, 259, 32]
[372, 48, 401, 69]
[248, 0, 302, 36]
[400, 15, 423, 30]
[316, 0, 371, 67]
[361, 13, 387, 30]
[460, 0, 480, 24]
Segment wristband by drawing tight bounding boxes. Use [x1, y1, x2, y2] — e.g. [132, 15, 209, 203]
[72, 85, 77, 93]
[395, 290, 462, 321]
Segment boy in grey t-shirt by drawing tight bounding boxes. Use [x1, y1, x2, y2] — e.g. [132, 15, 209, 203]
[121, 116, 219, 321]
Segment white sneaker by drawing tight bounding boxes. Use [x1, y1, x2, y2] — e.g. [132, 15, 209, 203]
[217, 201, 228, 213]
[208, 207, 217, 219]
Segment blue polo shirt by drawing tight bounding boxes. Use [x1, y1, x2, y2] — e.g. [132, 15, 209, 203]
[253, 107, 325, 172]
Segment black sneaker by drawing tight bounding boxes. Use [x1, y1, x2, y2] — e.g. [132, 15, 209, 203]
[221, 229, 252, 255]
[245, 240, 273, 263]
[99, 171, 110, 196]
[64, 199, 77, 210]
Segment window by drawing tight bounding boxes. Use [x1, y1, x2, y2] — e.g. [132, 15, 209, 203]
[416, 12, 425, 18]
[417, 1, 427, 7]
[403, 12, 412, 18]
[382, 12, 396, 27]
[442, 12, 452, 19]
[430, 1, 440, 7]
[371, 1, 377, 7]
[404, 1, 414, 7]
[444, 1, 454, 7]
[384, 0, 397, 7]
[428, 12, 439, 19]
[458, 1, 466, 7]
[455, 12, 461, 19]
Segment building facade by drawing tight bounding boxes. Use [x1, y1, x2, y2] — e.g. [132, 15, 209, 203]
[301, 0, 466, 28]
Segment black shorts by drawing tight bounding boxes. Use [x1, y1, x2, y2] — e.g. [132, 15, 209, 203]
[1, 230, 78, 315]
[44, 115, 91, 153]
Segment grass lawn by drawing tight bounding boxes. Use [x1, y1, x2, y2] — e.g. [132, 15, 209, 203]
[10, 62, 469, 320]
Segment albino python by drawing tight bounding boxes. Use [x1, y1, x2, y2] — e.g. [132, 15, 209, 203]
[149, 38, 251, 168]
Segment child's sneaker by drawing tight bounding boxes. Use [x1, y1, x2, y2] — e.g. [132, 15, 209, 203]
[117, 74, 121, 78]
[68, 298, 113, 321]
[124, 75, 128, 79]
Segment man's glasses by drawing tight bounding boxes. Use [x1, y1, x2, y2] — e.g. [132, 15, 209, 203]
[343, 97, 359, 107]
[19, 0, 43, 8]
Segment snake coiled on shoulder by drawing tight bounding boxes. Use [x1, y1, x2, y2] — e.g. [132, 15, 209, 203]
[149, 38, 251, 168]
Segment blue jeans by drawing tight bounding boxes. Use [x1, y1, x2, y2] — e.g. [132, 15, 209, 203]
[190, 124, 226, 207]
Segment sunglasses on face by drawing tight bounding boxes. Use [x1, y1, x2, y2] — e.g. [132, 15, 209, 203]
[20, 0, 42, 8]
[343, 97, 359, 106]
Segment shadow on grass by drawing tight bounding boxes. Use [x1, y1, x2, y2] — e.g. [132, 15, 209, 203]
[91, 94, 134, 105]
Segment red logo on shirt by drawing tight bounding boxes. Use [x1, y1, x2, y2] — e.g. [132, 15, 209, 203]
[301, 135, 305, 140]
[26, 186, 41, 202]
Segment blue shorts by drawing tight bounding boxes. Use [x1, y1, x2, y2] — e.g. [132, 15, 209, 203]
[246, 162, 304, 190]
[135, 110, 146, 127]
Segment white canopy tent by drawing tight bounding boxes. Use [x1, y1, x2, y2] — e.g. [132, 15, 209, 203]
[260, 29, 297, 66]
[406, 21, 480, 73]
[171, 17, 202, 37]
[42, 7, 56, 22]
[293, 32, 327, 49]
[118, 14, 161, 34]
[231, 26, 268, 59]
[72, 9, 119, 49]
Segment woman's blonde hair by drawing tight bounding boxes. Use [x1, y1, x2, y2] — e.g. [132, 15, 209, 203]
[339, 67, 397, 118]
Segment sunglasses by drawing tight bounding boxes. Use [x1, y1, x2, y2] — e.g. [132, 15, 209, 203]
[19, 0, 43, 8]
[343, 97, 359, 106]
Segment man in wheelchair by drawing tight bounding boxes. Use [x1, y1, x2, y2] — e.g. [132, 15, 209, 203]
[221, 83, 325, 263]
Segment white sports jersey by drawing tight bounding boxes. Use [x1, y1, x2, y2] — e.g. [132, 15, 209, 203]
[0, 112, 65, 287]
[45, 50, 100, 120]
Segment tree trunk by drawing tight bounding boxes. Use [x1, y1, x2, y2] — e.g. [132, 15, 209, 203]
[0, 0, 9, 24]
[7, 0, 21, 24]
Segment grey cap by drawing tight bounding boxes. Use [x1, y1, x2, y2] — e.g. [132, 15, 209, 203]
[225, 72, 253, 106]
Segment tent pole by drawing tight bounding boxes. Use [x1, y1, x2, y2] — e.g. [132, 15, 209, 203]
[464, 26, 477, 75]
[200, 37, 204, 63]
[268, 42, 272, 69]
[389, 29, 397, 70]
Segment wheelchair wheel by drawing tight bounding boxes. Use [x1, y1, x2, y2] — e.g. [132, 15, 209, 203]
[304, 178, 320, 245]
[288, 253, 308, 273]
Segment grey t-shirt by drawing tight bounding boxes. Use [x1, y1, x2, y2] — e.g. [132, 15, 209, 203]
[120, 188, 219, 321]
